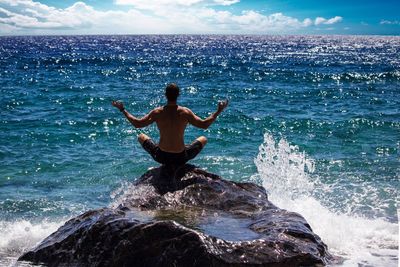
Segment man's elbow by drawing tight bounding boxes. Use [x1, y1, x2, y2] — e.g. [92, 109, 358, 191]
[134, 122, 146, 128]
[200, 122, 211, 129]
[194, 123, 208, 129]
[130, 120, 142, 128]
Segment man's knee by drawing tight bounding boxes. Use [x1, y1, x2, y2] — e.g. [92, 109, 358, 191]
[138, 133, 150, 145]
[196, 136, 207, 147]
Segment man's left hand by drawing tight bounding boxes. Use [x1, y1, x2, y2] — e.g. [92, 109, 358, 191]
[217, 99, 229, 113]
[112, 101, 124, 111]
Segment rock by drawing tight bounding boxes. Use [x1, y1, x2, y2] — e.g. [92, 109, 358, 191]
[19, 164, 333, 266]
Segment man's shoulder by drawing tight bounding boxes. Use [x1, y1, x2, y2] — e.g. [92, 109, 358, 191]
[178, 105, 190, 111]
[178, 106, 192, 114]
[149, 107, 163, 118]
[152, 107, 163, 113]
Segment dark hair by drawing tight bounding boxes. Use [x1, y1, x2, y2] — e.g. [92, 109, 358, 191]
[165, 83, 180, 102]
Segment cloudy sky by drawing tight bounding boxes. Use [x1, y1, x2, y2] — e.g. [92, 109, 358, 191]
[0, 0, 399, 35]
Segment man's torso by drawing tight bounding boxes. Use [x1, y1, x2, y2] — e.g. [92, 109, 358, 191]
[153, 105, 189, 153]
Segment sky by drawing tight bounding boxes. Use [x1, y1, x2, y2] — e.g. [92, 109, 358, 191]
[0, 0, 399, 35]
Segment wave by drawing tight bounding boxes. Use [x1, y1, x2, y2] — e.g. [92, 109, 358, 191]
[252, 133, 398, 266]
[0, 219, 63, 266]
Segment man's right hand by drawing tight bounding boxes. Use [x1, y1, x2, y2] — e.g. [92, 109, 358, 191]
[112, 100, 124, 111]
[217, 99, 229, 113]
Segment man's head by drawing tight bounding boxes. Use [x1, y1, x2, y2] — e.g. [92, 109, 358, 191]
[165, 83, 180, 102]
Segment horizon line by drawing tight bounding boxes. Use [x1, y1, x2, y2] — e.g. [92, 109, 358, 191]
[1, 33, 399, 38]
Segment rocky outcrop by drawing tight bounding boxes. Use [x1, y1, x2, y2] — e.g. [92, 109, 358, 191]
[19, 164, 333, 266]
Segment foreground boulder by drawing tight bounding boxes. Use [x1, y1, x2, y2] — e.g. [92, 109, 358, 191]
[19, 164, 333, 266]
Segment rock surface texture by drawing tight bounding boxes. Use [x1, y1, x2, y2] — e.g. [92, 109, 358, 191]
[19, 164, 333, 266]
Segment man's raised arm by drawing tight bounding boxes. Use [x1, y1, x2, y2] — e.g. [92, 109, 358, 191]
[186, 100, 228, 129]
[112, 101, 156, 128]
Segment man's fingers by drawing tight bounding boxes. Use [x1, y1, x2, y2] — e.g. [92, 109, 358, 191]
[218, 99, 228, 108]
[112, 100, 122, 108]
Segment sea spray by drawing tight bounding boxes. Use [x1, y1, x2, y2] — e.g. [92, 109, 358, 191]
[253, 133, 398, 267]
[0, 220, 62, 266]
[254, 133, 315, 200]
[110, 181, 158, 209]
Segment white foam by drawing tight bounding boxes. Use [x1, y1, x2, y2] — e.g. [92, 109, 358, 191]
[253, 133, 399, 266]
[0, 220, 63, 258]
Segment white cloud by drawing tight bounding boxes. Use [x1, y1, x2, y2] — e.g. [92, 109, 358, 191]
[115, 0, 204, 8]
[303, 18, 313, 27]
[115, 0, 239, 8]
[224, 11, 315, 30]
[0, 0, 172, 34]
[213, 0, 240, 6]
[380, 20, 400, 25]
[314, 16, 342, 25]
[0, 0, 343, 35]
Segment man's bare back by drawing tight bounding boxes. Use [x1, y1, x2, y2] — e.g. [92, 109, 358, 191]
[112, 83, 228, 165]
[151, 105, 192, 152]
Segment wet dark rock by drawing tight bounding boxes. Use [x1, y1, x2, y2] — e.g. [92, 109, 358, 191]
[19, 164, 333, 266]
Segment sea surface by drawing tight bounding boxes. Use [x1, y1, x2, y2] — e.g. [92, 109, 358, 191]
[0, 35, 399, 266]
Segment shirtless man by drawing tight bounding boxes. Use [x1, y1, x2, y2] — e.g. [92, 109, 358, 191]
[112, 83, 228, 166]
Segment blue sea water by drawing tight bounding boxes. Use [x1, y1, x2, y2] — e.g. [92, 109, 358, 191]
[0, 35, 399, 266]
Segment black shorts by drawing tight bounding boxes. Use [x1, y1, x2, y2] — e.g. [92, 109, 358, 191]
[141, 139, 203, 165]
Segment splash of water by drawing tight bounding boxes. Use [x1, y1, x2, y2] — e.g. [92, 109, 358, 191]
[254, 133, 398, 267]
[0, 219, 63, 266]
[110, 181, 157, 209]
[254, 133, 315, 200]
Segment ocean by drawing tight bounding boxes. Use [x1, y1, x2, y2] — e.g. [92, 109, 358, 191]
[0, 35, 398, 266]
